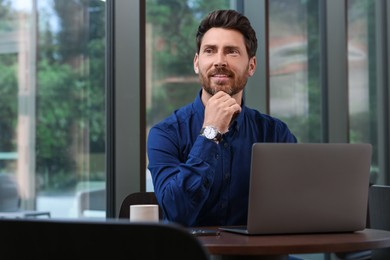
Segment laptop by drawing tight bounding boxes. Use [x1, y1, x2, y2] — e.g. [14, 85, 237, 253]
[219, 143, 372, 235]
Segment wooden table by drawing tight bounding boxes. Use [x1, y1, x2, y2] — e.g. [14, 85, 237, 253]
[195, 227, 390, 260]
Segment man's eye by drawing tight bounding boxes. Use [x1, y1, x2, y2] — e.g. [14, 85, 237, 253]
[204, 49, 213, 54]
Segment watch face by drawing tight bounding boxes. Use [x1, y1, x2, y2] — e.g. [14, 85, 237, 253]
[204, 126, 217, 139]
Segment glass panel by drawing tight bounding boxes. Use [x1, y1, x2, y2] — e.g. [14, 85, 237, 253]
[268, 0, 321, 143]
[347, 0, 379, 184]
[145, 0, 231, 191]
[0, 0, 106, 218]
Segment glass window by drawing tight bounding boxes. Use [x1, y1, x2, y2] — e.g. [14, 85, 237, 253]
[268, 0, 321, 143]
[145, 0, 231, 191]
[0, 0, 106, 218]
[347, 0, 379, 184]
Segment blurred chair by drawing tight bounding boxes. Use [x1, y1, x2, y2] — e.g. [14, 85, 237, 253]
[119, 191, 163, 220]
[334, 184, 390, 260]
[0, 173, 19, 211]
[77, 188, 106, 218]
[368, 185, 390, 259]
[0, 218, 210, 260]
[0, 173, 50, 218]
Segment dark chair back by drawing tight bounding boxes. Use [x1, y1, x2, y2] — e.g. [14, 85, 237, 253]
[368, 185, 390, 259]
[119, 191, 163, 219]
[369, 185, 390, 230]
[0, 218, 209, 260]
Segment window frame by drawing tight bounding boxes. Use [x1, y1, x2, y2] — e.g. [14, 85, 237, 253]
[109, 0, 390, 218]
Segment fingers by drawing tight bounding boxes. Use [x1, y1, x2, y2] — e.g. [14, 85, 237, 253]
[210, 91, 241, 114]
[204, 91, 241, 133]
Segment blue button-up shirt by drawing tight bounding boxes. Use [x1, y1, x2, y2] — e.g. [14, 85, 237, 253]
[147, 90, 297, 227]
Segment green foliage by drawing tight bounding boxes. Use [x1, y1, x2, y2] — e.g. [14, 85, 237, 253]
[86, 38, 105, 148]
[0, 0, 15, 31]
[146, 0, 230, 124]
[36, 60, 78, 177]
[146, 0, 230, 78]
[0, 1, 17, 152]
[147, 82, 200, 126]
[0, 54, 17, 151]
[34, 1, 106, 189]
[0, 0, 106, 189]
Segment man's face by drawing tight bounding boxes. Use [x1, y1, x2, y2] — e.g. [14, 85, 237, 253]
[194, 27, 256, 96]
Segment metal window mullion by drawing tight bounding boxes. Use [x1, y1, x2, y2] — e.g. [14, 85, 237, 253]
[112, 0, 143, 218]
[106, 0, 115, 218]
[386, 0, 390, 185]
[243, 0, 269, 114]
[322, 0, 349, 143]
[376, 0, 390, 185]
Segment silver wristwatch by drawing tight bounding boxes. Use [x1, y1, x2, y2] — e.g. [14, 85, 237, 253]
[200, 126, 222, 143]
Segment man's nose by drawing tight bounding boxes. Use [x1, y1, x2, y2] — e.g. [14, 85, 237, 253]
[214, 52, 227, 67]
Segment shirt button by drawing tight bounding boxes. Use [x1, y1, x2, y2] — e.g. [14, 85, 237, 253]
[224, 173, 230, 180]
[220, 202, 226, 209]
[215, 153, 219, 159]
[224, 142, 229, 148]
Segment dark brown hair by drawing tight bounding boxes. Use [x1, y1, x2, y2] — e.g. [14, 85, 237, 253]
[196, 9, 258, 57]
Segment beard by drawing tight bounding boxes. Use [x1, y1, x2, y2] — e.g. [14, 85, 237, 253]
[198, 66, 248, 96]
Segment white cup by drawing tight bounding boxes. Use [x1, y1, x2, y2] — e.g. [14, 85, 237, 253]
[129, 204, 159, 222]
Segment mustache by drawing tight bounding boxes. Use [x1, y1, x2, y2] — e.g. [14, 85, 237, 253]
[208, 67, 234, 77]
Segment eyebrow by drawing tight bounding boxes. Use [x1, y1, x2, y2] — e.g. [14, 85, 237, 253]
[201, 44, 216, 50]
[201, 44, 241, 50]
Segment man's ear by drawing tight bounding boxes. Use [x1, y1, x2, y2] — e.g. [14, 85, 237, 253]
[248, 56, 256, 77]
[193, 53, 199, 74]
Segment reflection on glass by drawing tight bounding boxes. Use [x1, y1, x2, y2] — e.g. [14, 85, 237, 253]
[269, 0, 321, 143]
[0, 0, 106, 218]
[347, 0, 378, 183]
[145, 0, 231, 191]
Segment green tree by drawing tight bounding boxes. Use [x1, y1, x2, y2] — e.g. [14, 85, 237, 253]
[146, 0, 230, 125]
[35, 0, 106, 188]
[0, 0, 18, 172]
[0, 54, 17, 152]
